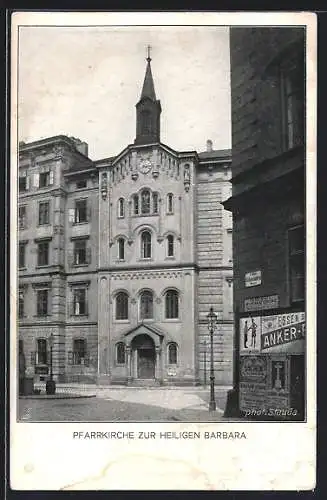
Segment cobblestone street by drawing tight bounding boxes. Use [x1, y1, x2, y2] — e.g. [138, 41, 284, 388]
[18, 385, 230, 422]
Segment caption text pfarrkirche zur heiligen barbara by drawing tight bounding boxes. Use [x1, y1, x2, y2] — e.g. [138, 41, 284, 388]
[73, 431, 247, 440]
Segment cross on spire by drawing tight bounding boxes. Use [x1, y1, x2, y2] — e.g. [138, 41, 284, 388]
[147, 45, 152, 62]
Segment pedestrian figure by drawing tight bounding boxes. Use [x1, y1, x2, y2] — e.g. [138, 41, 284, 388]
[250, 317, 257, 348]
[243, 320, 248, 348]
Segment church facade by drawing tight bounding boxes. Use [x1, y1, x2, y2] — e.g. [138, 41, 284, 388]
[17, 54, 233, 386]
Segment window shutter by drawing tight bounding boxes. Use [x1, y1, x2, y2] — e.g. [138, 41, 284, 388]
[68, 351, 73, 365]
[25, 175, 30, 191]
[49, 170, 54, 185]
[86, 247, 91, 264]
[31, 351, 36, 365]
[68, 209, 75, 224]
[34, 173, 40, 188]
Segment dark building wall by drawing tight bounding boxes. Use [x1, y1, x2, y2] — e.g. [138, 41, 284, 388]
[229, 27, 305, 312]
[230, 27, 305, 186]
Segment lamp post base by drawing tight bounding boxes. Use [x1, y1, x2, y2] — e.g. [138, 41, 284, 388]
[46, 379, 56, 395]
[209, 400, 216, 412]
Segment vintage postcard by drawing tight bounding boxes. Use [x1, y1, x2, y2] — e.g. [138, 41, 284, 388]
[10, 11, 316, 490]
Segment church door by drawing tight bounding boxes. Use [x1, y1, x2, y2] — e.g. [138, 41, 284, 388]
[137, 348, 155, 379]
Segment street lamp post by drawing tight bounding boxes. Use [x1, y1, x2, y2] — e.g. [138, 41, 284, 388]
[46, 333, 56, 395]
[203, 340, 207, 387]
[207, 307, 217, 412]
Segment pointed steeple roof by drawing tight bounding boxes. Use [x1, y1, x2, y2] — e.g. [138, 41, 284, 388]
[140, 48, 156, 101]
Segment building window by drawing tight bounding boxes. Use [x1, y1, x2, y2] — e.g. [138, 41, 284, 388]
[281, 61, 304, 150]
[74, 239, 87, 265]
[167, 193, 174, 214]
[37, 289, 49, 316]
[39, 171, 51, 188]
[73, 288, 87, 315]
[117, 238, 125, 261]
[37, 339, 48, 364]
[133, 194, 139, 215]
[140, 290, 153, 320]
[76, 179, 87, 189]
[38, 201, 50, 225]
[18, 206, 27, 230]
[115, 292, 128, 320]
[72, 338, 86, 365]
[152, 192, 159, 214]
[116, 342, 126, 364]
[37, 241, 49, 266]
[141, 230, 152, 259]
[74, 199, 88, 223]
[19, 242, 26, 268]
[118, 198, 125, 218]
[18, 289, 25, 318]
[141, 190, 151, 215]
[167, 235, 174, 257]
[288, 225, 305, 303]
[168, 343, 178, 365]
[165, 290, 179, 319]
[19, 174, 28, 192]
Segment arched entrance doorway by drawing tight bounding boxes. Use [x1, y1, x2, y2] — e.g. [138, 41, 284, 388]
[131, 334, 155, 379]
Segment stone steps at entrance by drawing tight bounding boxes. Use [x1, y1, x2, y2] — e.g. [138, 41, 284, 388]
[128, 379, 161, 387]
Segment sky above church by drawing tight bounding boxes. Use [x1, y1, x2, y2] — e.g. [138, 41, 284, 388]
[18, 26, 231, 160]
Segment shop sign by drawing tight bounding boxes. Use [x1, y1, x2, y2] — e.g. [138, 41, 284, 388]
[240, 312, 305, 355]
[244, 295, 279, 312]
[261, 312, 305, 353]
[244, 270, 262, 288]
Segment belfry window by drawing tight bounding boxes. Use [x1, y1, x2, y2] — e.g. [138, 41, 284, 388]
[152, 192, 159, 214]
[133, 194, 139, 215]
[141, 190, 151, 215]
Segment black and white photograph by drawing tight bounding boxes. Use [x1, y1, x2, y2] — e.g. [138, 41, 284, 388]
[10, 11, 316, 490]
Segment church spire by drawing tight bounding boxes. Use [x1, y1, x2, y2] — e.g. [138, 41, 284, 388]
[140, 46, 156, 101]
[134, 47, 161, 146]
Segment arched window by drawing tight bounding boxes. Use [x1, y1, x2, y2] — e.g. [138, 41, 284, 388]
[165, 290, 179, 319]
[167, 193, 174, 214]
[116, 342, 126, 364]
[141, 230, 152, 259]
[116, 292, 128, 320]
[118, 238, 125, 260]
[168, 343, 178, 364]
[133, 194, 139, 215]
[141, 190, 151, 214]
[167, 235, 174, 257]
[118, 198, 125, 218]
[140, 290, 153, 320]
[152, 192, 159, 214]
